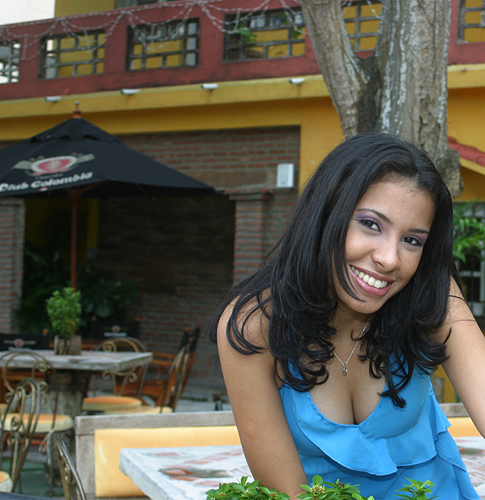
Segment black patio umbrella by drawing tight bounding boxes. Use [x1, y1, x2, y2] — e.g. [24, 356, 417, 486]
[0, 114, 214, 288]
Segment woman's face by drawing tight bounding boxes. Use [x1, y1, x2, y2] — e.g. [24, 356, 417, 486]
[335, 176, 436, 318]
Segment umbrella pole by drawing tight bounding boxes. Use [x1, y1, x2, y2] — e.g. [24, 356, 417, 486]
[70, 189, 80, 290]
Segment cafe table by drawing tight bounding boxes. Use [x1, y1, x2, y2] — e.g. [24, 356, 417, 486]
[0, 349, 152, 419]
[119, 437, 485, 500]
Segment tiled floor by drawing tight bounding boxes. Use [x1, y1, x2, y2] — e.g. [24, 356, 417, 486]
[15, 459, 64, 499]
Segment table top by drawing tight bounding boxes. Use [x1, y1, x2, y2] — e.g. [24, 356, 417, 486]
[119, 437, 485, 500]
[120, 445, 250, 500]
[0, 349, 152, 372]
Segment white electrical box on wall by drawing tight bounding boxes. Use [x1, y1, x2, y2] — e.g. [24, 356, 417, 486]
[276, 163, 295, 188]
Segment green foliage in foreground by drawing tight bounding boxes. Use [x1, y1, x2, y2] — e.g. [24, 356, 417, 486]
[205, 475, 437, 500]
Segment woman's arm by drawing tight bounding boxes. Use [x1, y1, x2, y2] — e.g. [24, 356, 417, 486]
[438, 279, 485, 436]
[217, 304, 308, 499]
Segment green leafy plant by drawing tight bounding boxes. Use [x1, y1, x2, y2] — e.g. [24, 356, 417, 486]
[14, 243, 69, 334]
[235, 27, 257, 44]
[206, 476, 289, 500]
[206, 476, 437, 500]
[395, 479, 437, 500]
[453, 200, 485, 264]
[15, 244, 138, 337]
[46, 287, 82, 339]
[77, 262, 138, 324]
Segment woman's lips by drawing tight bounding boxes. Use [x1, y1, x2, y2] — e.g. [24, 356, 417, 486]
[350, 266, 392, 296]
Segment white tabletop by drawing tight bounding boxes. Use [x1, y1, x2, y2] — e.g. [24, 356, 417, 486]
[120, 437, 485, 500]
[120, 445, 251, 500]
[0, 349, 152, 372]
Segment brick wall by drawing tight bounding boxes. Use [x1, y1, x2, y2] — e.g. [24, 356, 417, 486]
[97, 127, 300, 385]
[0, 199, 25, 333]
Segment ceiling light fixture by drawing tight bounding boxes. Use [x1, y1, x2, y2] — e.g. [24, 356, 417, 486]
[44, 96, 61, 102]
[289, 78, 305, 85]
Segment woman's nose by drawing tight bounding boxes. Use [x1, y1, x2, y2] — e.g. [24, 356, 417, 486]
[372, 239, 400, 271]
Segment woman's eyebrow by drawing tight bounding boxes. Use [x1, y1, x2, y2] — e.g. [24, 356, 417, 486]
[355, 207, 430, 235]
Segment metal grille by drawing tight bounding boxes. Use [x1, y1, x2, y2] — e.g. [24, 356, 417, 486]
[0, 40, 20, 84]
[127, 19, 199, 71]
[40, 30, 106, 79]
[342, 0, 381, 51]
[458, 0, 485, 42]
[224, 9, 305, 62]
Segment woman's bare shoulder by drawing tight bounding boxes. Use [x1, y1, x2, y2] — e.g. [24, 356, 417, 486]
[217, 293, 271, 349]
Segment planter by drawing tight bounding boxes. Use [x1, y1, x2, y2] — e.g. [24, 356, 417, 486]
[54, 335, 82, 355]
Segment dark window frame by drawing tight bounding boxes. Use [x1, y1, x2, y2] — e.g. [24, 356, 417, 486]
[127, 18, 199, 71]
[223, 8, 305, 62]
[0, 40, 20, 84]
[39, 30, 105, 79]
[457, 0, 485, 42]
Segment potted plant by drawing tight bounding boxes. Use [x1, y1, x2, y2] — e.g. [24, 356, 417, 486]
[46, 286, 82, 355]
[205, 476, 436, 500]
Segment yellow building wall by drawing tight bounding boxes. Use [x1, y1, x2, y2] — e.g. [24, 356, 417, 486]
[0, 57, 484, 403]
[54, 0, 114, 17]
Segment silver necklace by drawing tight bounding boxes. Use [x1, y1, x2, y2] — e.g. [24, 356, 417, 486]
[333, 319, 370, 376]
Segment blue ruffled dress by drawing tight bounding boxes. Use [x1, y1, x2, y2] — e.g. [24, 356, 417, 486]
[280, 365, 480, 499]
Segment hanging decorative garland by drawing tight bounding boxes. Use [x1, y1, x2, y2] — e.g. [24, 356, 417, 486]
[0, 0, 381, 62]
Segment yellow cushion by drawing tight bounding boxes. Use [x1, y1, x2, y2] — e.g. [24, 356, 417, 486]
[35, 413, 74, 433]
[448, 416, 480, 437]
[0, 470, 12, 492]
[104, 406, 173, 415]
[94, 425, 240, 497]
[83, 396, 142, 412]
[2, 412, 73, 432]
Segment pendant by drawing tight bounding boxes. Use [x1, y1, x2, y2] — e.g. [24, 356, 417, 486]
[342, 365, 348, 376]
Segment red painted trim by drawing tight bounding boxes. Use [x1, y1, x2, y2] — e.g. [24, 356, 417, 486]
[0, 0, 482, 101]
[449, 137, 485, 168]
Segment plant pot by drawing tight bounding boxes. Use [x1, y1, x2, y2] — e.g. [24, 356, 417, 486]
[54, 335, 82, 355]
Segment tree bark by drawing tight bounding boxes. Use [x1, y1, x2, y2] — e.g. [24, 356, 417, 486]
[300, 0, 461, 197]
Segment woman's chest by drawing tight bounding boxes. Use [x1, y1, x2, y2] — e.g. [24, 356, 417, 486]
[308, 356, 386, 425]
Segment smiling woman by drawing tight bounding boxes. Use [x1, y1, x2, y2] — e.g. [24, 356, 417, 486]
[338, 177, 435, 317]
[207, 132, 485, 500]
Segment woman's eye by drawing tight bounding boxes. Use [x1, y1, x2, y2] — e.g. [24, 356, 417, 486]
[402, 236, 424, 247]
[360, 219, 379, 231]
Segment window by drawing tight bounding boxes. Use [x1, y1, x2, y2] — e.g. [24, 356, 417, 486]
[40, 31, 105, 79]
[458, 0, 485, 43]
[127, 19, 198, 70]
[455, 203, 485, 317]
[342, 0, 381, 51]
[224, 9, 305, 62]
[0, 40, 20, 83]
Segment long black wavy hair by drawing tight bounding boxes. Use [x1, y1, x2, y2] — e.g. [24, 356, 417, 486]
[207, 132, 456, 407]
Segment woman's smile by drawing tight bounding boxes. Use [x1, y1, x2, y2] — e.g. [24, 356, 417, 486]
[349, 265, 392, 296]
[336, 176, 435, 316]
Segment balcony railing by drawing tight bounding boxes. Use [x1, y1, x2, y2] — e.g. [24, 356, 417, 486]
[0, 0, 483, 101]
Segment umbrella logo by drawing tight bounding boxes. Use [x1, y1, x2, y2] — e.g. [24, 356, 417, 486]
[12, 153, 95, 177]
[31, 156, 77, 175]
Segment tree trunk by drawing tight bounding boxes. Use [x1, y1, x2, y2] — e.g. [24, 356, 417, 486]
[300, 0, 461, 197]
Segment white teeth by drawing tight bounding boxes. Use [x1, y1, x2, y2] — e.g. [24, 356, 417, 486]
[351, 266, 388, 289]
